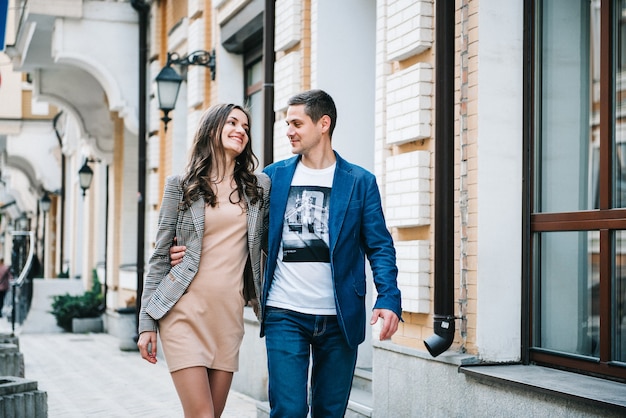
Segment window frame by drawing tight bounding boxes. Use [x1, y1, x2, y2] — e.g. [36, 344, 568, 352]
[525, 0, 626, 382]
[243, 42, 264, 168]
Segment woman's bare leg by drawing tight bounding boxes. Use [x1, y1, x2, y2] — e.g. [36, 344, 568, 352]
[171, 367, 215, 418]
[208, 369, 234, 417]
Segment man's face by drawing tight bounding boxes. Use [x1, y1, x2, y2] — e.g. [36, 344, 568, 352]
[285, 104, 325, 156]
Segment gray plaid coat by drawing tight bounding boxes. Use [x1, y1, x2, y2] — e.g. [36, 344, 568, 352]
[138, 173, 270, 334]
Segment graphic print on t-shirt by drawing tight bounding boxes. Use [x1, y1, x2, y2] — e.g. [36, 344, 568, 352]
[282, 186, 331, 262]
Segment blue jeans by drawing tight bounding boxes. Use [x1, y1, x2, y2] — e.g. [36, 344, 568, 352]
[264, 307, 358, 418]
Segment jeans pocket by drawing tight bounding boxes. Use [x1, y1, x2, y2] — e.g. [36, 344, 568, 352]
[265, 306, 290, 320]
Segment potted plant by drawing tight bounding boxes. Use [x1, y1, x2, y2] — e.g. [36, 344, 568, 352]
[50, 270, 104, 332]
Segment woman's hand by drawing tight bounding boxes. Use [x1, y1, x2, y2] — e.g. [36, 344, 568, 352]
[137, 331, 158, 364]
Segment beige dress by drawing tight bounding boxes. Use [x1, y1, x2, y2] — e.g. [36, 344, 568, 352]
[159, 183, 248, 373]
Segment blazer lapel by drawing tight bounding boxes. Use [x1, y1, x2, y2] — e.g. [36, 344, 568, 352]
[269, 161, 298, 256]
[189, 197, 205, 238]
[329, 156, 355, 254]
[245, 188, 260, 246]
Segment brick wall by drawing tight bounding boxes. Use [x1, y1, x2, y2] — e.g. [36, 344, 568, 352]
[376, 0, 435, 348]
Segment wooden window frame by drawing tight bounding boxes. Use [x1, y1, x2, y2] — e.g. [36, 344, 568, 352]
[525, 0, 626, 382]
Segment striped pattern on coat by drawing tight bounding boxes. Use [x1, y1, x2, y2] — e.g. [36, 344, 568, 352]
[138, 173, 270, 334]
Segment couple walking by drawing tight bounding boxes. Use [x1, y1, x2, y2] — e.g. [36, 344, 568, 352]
[137, 89, 402, 418]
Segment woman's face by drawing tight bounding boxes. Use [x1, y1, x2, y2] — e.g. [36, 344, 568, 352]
[221, 108, 250, 159]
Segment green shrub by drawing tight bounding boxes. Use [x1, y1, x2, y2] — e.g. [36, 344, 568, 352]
[50, 271, 104, 332]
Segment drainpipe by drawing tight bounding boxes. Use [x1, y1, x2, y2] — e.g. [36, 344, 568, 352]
[52, 111, 65, 277]
[423, 0, 456, 357]
[131, 0, 149, 333]
[263, 0, 275, 167]
[103, 166, 109, 311]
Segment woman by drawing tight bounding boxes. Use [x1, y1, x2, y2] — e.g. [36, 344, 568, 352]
[137, 103, 270, 418]
[0, 258, 12, 317]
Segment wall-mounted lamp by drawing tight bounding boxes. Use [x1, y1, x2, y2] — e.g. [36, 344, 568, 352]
[15, 213, 29, 231]
[78, 158, 98, 198]
[155, 49, 216, 132]
[40, 192, 51, 213]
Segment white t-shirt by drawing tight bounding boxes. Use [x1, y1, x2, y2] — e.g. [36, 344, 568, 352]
[266, 162, 337, 315]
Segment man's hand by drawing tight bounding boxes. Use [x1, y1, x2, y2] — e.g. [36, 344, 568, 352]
[170, 237, 186, 267]
[370, 308, 400, 341]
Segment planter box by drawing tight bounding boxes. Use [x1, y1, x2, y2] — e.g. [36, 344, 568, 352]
[72, 317, 103, 333]
[104, 308, 138, 351]
[0, 376, 47, 417]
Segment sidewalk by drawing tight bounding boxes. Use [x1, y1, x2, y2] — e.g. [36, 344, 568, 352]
[0, 283, 259, 417]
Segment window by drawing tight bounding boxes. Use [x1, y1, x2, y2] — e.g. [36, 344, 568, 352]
[244, 44, 264, 168]
[529, 0, 626, 381]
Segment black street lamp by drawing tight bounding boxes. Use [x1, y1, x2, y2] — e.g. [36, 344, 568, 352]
[40, 192, 51, 213]
[15, 214, 28, 231]
[155, 50, 216, 132]
[155, 65, 182, 132]
[78, 159, 95, 198]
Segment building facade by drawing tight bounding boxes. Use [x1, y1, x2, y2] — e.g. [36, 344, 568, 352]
[1, 0, 624, 416]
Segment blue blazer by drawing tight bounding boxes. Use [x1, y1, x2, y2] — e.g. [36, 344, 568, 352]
[261, 152, 401, 348]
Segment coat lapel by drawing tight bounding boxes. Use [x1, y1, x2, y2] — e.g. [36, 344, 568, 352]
[329, 156, 354, 254]
[189, 197, 205, 238]
[269, 160, 298, 256]
[244, 187, 259, 248]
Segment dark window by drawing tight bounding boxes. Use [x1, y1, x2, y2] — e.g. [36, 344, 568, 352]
[529, 0, 626, 382]
[244, 44, 264, 167]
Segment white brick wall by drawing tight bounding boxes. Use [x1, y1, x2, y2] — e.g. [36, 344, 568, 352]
[147, 169, 159, 207]
[374, 0, 390, 180]
[385, 150, 430, 227]
[273, 118, 292, 162]
[275, 0, 301, 52]
[167, 18, 189, 51]
[395, 240, 430, 313]
[274, 51, 302, 112]
[186, 18, 206, 109]
[386, 0, 433, 61]
[215, 0, 248, 24]
[385, 63, 433, 144]
[310, 0, 318, 87]
[147, 132, 160, 171]
[188, 0, 204, 17]
[212, 0, 227, 9]
[187, 109, 202, 151]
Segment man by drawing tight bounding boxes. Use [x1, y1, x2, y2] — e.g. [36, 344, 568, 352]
[171, 90, 402, 417]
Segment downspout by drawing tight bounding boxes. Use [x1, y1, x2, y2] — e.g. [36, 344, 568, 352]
[262, 0, 275, 167]
[52, 111, 65, 276]
[103, 166, 109, 311]
[423, 0, 456, 357]
[131, 0, 149, 333]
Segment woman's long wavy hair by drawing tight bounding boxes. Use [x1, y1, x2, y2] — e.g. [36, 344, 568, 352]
[180, 103, 262, 209]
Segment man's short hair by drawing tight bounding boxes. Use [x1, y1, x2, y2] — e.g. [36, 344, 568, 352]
[288, 89, 337, 138]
